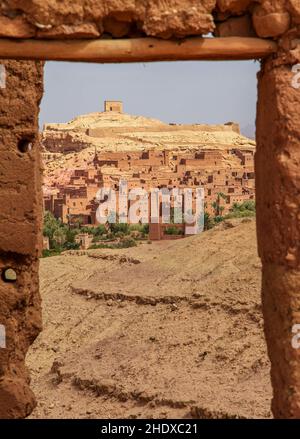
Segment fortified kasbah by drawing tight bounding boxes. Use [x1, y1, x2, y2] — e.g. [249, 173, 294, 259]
[4, 0, 300, 423]
[42, 100, 255, 238]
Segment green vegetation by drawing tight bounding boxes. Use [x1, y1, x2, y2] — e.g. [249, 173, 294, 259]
[164, 226, 184, 235]
[42, 200, 255, 257]
[204, 212, 215, 230]
[225, 200, 255, 218]
[211, 192, 227, 217]
[205, 199, 255, 230]
[42, 248, 64, 258]
[89, 238, 137, 249]
[42, 211, 147, 257]
[43, 211, 80, 254]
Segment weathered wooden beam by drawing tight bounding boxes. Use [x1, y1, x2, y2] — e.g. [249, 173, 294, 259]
[0, 37, 277, 62]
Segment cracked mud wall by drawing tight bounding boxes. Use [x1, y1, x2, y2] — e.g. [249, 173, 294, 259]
[0, 0, 216, 39]
[0, 60, 43, 418]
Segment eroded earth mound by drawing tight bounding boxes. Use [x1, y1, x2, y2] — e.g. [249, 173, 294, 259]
[27, 218, 272, 419]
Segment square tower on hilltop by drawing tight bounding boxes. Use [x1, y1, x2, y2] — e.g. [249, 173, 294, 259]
[104, 100, 123, 113]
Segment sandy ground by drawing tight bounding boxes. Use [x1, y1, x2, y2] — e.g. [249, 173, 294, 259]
[27, 218, 272, 419]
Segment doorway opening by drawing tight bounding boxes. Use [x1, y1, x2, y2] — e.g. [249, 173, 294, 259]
[23, 59, 271, 419]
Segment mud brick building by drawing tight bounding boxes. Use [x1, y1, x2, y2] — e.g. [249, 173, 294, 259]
[104, 100, 123, 113]
[43, 146, 255, 227]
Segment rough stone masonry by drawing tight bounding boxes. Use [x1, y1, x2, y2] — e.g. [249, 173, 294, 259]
[1, 0, 300, 418]
[0, 60, 43, 418]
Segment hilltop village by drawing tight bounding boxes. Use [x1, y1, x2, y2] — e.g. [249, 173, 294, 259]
[42, 101, 255, 239]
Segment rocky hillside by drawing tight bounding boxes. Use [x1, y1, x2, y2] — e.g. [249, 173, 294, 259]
[27, 218, 272, 419]
[41, 110, 256, 184]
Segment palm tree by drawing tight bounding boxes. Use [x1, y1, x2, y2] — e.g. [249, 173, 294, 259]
[212, 192, 227, 217]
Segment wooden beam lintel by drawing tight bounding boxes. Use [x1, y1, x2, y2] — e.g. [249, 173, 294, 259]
[0, 37, 277, 63]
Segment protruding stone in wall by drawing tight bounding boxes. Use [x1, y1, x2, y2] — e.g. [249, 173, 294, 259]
[216, 0, 252, 14]
[215, 15, 256, 38]
[287, 0, 300, 24]
[0, 15, 36, 38]
[0, 60, 43, 419]
[252, 6, 290, 38]
[36, 23, 101, 39]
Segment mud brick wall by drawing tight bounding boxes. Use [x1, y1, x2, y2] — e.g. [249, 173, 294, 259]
[0, 60, 43, 418]
[0, 1, 300, 40]
[256, 44, 300, 417]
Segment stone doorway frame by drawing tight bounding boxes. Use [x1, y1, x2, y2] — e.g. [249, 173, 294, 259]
[0, 1, 300, 419]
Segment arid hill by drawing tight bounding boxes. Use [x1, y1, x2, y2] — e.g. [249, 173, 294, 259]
[27, 218, 272, 419]
[42, 110, 256, 185]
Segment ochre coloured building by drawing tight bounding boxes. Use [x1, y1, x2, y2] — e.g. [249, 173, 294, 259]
[42, 104, 255, 233]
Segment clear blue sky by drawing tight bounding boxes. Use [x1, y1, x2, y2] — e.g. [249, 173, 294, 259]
[40, 60, 260, 138]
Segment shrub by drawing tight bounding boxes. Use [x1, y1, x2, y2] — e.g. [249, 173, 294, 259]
[94, 224, 107, 236]
[231, 200, 255, 212]
[89, 237, 137, 250]
[42, 248, 62, 258]
[214, 215, 224, 223]
[64, 242, 80, 250]
[226, 200, 256, 219]
[204, 212, 215, 230]
[110, 223, 130, 235]
[164, 226, 183, 236]
[80, 226, 94, 235]
[118, 238, 137, 248]
[115, 231, 125, 238]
